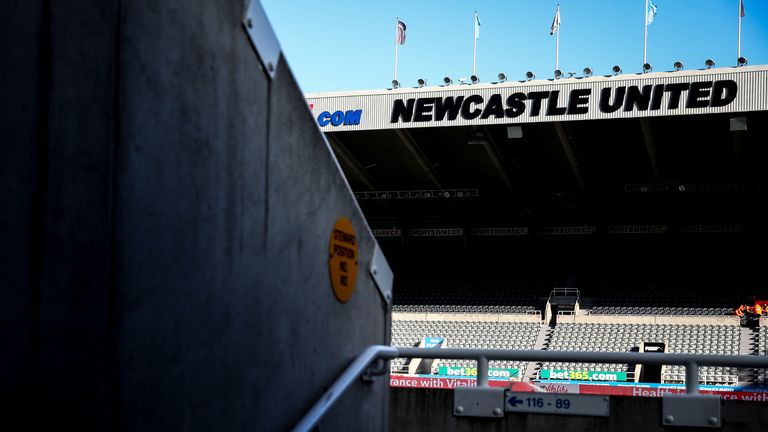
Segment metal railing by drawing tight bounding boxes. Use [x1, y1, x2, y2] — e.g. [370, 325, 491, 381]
[551, 287, 580, 298]
[293, 346, 398, 432]
[293, 345, 768, 432]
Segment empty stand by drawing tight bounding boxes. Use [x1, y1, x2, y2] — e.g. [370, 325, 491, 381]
[756, 326, 768, 385]
[581, 275, 745, 316]
[392, 304, 537, 314]
[392, 279, 548, 314]
[390, 320, 540, 375]
[542, 323, 740, 385]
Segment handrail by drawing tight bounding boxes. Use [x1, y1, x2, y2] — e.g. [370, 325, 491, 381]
[293, 345, 398, 432]
[551, 287, 580, 297]
[294, 346, 768, 431]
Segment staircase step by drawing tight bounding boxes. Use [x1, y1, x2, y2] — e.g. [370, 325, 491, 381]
[738, 325, 759, 386]
[523, 323, 555, 381]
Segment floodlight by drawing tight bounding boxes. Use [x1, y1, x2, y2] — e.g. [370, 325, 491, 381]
[673, 61, 684, 71]
[737, 57, 748, 66]
[705, 59, 715, 69]
[417, 78, 427, 87]
[497, 72, 507, 83]
[525, 71, 535, 81]
[583, 67, 593, 77]
[612, 65, 622, 75]
[443, 76, 453, 85]
[470, 75, 480, 84]
[643, 63, 653, 73]
[391, 79, 400, 89]
[554, 69, 563, 79]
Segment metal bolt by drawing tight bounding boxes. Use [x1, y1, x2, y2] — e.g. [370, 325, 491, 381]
[493, 407, 502, 416]
[664, 415, 674, 424]
[246, 18, 253, 28]
[455, 406, 464, 415]
[268, 62, 275, 72]
[372, 266, 378, 275]
[708, 417, 719, 426]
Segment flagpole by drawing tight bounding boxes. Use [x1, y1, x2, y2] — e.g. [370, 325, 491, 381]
[473, 11, 478, 76]
[643, 0, 649, 65]
[738, 0, 742, 59]
[555, 6, 560, 71]
[394, 18, 399, 82]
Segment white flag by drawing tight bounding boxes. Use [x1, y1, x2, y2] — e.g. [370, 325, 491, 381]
[550, 6, 561, 35]
[474, 13, 481, 40]
[647, 0, 658, 25]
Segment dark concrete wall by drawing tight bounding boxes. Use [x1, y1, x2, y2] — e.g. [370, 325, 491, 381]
[391, 388, 768, 432]
[1, 1, 118, 428]
[0, 1, 388, 431]
[0, 0, 45, 423]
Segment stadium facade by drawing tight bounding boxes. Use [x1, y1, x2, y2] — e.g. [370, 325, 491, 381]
[308, 65, 768, 131]
[306, 64, 768, 397]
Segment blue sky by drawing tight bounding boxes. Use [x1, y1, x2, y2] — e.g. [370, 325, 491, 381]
[262, 0, 768, 93]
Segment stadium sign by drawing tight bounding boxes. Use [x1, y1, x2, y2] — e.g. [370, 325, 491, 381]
[307, 66, 768, 131]
[408, 227, 464, 237]
[438, 365, 520, 379]
[540, 370, 627, 381]
[389, 80, 736, 123]
[316, 109, 362, 127]
[471, 227, 529, 236]
[372, 228, 402, 238]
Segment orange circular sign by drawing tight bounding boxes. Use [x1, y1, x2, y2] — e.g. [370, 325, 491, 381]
[329, 217, 358, 303]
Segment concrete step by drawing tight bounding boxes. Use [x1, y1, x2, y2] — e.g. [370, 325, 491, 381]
[524, 323, 555, 381]
[738, 325, 759, 386]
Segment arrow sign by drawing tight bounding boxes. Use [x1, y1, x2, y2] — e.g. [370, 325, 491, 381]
[505, 392, 610, 417]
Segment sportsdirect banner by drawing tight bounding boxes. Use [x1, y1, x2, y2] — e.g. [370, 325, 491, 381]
[540, 370, 627, 381]
[438, 366, 519, 379]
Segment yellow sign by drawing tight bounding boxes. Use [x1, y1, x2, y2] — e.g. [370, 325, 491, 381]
[329, 217, 358, 302]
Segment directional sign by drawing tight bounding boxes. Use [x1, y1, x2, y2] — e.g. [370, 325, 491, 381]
[505, 391, 610, 417]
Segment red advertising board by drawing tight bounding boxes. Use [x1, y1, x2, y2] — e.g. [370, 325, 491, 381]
[389, 374, 768, 402]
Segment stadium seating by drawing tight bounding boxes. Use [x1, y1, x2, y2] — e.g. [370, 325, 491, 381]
[392, 304, 536, 314]
[588, 306, 734, 316]
[756, 327, 768, 385]
[390, 319, 540, 374]
[583, 280, 742, 316]
[393, 279, 546, 314]
[390, 275, 750, 386]
[542, 323, 740, 385]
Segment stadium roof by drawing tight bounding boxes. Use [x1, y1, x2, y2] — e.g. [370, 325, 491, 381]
[306, 66, 768, 239]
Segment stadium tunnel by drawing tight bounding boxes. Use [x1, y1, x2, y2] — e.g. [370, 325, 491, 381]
[5, 0, 768, 430]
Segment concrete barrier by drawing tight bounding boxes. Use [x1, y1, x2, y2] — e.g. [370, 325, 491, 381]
[391, 388, 768, 432]
[0, 1, 389, 430]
